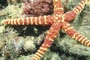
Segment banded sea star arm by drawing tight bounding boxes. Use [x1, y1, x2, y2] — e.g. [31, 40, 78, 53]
[1, 15, 54, 25]
[62, 21, 90, 46]
[64, 0, 87, 22]
[32, 21, 62, 60]
[53, 0, 64, 14]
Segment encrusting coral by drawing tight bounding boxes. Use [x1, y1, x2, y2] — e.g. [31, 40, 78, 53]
[0, 0, 90, 60]
[23, 0, 53, 16]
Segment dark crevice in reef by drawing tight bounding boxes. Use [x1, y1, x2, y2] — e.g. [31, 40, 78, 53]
[11, 25, 50, 36]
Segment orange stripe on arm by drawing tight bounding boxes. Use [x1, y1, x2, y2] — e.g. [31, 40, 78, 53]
[64, 0, 87, 22]
[53, 0, 64, 14]
[73, 0, 87, 15]
[32, 21, 62, 60]
[1, 15, 54, 25]
[62, 21, 90, 47]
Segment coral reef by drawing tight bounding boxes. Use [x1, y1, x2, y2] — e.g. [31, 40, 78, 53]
[0, 0, 90, 60]
[23, 0, 53, 16]
[0, 4, 23, 18]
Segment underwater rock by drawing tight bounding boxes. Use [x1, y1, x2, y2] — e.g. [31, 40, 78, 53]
[23, 0, 53, 16]
[35, 32, 45, 45]
[7, 0, 25, 4]
[23, 36, 36, 51]
[17, 54, 34, 60]
[0, 27, 24, 59]
[42, 51, 61, 60]
[0, 26, 5, 33]
[0, 4, 23, 18]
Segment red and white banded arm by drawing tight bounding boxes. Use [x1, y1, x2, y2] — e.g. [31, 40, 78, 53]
[64, 0, 87, 22]
[1, 15, 54, 25]
[62, 21, 90, 47]
[32, 20, 62, 60]
[53, 0, 64, 14]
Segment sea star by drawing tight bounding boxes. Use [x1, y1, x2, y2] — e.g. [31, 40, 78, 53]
[1, 0, 90, 60]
